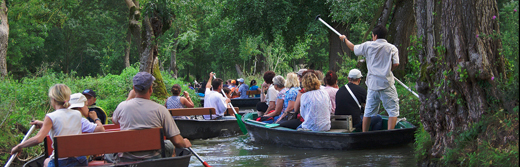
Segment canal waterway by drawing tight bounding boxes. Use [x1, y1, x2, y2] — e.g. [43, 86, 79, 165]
[187, 135, 416, 167]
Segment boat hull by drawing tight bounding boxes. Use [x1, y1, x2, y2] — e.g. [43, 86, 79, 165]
[175, 119, 241, 140]
[243, 113, 417, 150]
[200, 97, 260, 108]
[23, 148, 192, 167]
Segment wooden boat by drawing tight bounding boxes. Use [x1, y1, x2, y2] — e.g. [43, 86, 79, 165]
[242, 112, 417, 150]
[200, 97, 260, 108]
[23, 148, 192, 167]
[170, 107, 242, 139]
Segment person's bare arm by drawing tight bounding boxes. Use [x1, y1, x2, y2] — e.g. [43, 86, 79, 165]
[340, 35, 355, 51]
[265, 99, 284, 117]
[126, 89, 136, 101]
[294, 92, 302, 113]
[89, 111, 105, 132]
[11, 116, 53, 154]
[206, 72, 214, 89]
[181, 91, 195, 108]
[266, 101, 276, 112]
[392, 63, 399, 71]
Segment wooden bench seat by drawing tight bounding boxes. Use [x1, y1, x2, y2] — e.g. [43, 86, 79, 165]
[246, 90, 261, 97]
[168, 107, 239, 119]
[51, 128, 165, 167]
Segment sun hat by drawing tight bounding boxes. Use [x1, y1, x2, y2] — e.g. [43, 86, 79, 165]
[133, 72, 156, 91]
[69, 93, 87, 109]
[348, 69, 363, 79]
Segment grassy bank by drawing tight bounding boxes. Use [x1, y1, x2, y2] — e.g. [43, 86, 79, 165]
[0, 66, 198, 165]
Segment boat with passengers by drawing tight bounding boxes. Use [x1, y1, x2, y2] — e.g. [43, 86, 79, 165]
[242, 112, 417, 150]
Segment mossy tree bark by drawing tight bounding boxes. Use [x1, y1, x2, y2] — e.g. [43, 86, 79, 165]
[387, 0, 416, 78]
[415, 0, 506, 165]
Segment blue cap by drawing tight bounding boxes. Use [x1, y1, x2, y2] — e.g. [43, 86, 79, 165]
[133, 72, 156, 91]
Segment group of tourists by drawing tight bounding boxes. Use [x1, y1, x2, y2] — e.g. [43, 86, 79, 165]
[254, 25, 400, 132]
[9, 24, 399, 166]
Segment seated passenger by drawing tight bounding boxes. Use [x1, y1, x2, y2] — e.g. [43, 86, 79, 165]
[69, 93, 105, 133]
[203, 72, 233, 120]
[322, 71, 339, 114]
[165, 84, 195, 119]
[275, 73, 300, 124]
[259, 75, 286, 123]
[112, 72, 191, 162]
[234, 78, 249, 99]
[10, 84, 85, 167]
[256, 71, 277, 116]
[299, 72, 332, 131]
[82, 89, 108, 124]
[249, 80, 260, 97]
[335, 69, 382, 131]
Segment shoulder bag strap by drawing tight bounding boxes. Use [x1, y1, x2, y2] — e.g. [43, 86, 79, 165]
[345, 84, 361, 109]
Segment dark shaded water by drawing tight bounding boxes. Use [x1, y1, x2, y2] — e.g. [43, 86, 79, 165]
[187, 135, 416, 167]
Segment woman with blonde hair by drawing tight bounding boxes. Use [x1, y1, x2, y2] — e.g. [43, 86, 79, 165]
[299, 73, 332, 131]
[10, 84, 85, 167]
[272, 73, 300, 123]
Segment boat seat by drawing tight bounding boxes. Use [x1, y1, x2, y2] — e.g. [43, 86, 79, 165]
[52, 128, 166, 167]
[330, 115, 355, 132]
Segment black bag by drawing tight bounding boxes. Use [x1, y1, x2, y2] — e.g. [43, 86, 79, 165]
[284, 111, 297, 121]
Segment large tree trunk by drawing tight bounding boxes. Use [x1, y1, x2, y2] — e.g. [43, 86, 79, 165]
[415, 0, 505, 165]
[124, 30, 131, 67]
[139, 17, 154, 73]
[377, 0, 394, 26]
[328, 22, 350, 72]
[124, 0, 141, 68]
[387, 0, 416, 78]
[0, 0, 9, 77]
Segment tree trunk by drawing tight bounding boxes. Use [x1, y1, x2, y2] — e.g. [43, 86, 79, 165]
[377, 0, 394, 26]
[235, 64, 244, 77]
[0, 0, 9, 77]
[415, 0, 505, 165]
[139, 17, 154, 73]
[151, 58, 169, 100]
[170, 29, 179, 78]
[387, 0, 416, 78]
[328, 22, 349, 72]
[124, 30, 131, 67]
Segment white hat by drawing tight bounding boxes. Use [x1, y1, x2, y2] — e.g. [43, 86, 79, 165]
[69, 93, 87, 109]
[237, 78, 244, 83]
[297, 69, 307, 76]
[348, 69, 363, 79]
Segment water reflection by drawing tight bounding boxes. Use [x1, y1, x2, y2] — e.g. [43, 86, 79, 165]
[188, 135, 415, 167]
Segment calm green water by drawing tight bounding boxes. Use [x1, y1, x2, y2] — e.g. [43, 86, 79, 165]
[187, 135, 416, 167]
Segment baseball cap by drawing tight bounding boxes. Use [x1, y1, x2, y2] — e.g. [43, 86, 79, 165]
[69, 93, 87, 109]
[348, 69, 363, 79]
[237, 78, 244, 83]
[82, 89, 96, 98]
[133, 72, 156, 91]
[297, 69, 307, 77]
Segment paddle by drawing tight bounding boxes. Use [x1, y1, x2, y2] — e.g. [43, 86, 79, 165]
[393, 77, 419, 98]
[212, 74, 248, 134]
[188, 147, 211, 167]
[245, 119, 280, 128]
[5, 125, 36, 167]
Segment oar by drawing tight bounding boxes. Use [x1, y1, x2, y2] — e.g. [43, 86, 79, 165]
[212, 74, 248, 134]
[187, 147, 211, 167]
[5, 125, 36, 167]
[245, 119, 280, 128]
[315, 15, 341, 36]
[393, 77, 419, 98]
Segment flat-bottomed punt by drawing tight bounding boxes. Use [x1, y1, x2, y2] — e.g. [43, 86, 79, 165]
[243, 112, 417, 150]
[170, 107, 242, 139]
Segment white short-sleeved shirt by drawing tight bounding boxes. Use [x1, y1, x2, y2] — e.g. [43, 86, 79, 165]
[265, 85, 278, 105]
[81, 117, 97, 133]
[354, 39, 399, 90]
[203, 88, 228, 119]
[300, 89, 331, 131]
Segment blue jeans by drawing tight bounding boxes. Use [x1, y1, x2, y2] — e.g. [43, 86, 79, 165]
[48, 156, 88, 167]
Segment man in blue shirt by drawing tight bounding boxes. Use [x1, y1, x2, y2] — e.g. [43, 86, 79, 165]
[235, 78, 249, 99]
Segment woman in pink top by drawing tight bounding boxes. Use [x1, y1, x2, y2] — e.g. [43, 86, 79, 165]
[322, 71, 339, 114]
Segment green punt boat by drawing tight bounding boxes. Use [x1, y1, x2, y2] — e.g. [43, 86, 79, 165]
[242, 112, 417, 150]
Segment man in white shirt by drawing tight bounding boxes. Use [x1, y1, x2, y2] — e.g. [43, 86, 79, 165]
[203, 72, 232, 120]
[340, 25, 400, 132]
